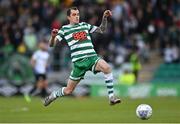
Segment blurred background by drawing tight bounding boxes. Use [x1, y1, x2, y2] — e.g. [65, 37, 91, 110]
[0, 0, 180, 123]
[0, 0, 180, 97]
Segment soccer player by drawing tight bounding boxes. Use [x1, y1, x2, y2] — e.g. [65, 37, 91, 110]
[24, 41, 50, 102]
[44, 7, 121, 106]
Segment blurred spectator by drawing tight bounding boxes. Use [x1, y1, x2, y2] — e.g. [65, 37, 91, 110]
[23, 21, 38, 55]
[1, 36, 14, 58]
[130, 46, 141, 83]
[136, 34, 150, 63]
[17, 42, 27, 55]
[164, 43, 180, 64]
[164, 43, 174, 64]
[0, 0, 179, 71]
[118, 68, 135, 86]
[171, 44, 180, 63]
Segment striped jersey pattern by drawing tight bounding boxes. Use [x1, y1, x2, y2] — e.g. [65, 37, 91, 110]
[56, 22, 98, 62]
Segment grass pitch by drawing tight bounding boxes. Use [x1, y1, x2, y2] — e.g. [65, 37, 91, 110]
[0, 96, 180, 123]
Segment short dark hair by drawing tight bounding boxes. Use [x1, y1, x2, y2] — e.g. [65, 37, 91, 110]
[67, 7, 78, 16]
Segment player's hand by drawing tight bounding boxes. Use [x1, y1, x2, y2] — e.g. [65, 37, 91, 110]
[51, 29, 58, 38]
[103, 10, 112, 18]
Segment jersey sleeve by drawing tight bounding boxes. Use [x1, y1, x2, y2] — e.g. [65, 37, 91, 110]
[85, 22, 98, 33]
[56, 29, 64, 42]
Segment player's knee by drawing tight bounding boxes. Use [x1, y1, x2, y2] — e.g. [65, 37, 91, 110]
[103, 65, 111, 74]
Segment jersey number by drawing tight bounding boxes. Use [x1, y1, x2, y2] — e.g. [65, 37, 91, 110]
[73, 31, 87, 41]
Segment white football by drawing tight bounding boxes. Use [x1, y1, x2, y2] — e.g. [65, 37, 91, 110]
[136, 104, 152, 120]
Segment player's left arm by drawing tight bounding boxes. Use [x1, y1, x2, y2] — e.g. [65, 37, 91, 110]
[95, 10, 112, 34]
[30, 57, 36, 68]
[45, 54, 50, 70]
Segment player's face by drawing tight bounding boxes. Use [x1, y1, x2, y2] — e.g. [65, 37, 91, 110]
[39, 42, 48, 51]
[68, 9, 80, 24]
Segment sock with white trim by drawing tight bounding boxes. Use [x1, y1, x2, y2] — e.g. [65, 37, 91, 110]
[104, 73, 114, 99]
[53, 87, 65, 98]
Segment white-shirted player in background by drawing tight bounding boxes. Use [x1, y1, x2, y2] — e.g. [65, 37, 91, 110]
[24, 41, 50, 102]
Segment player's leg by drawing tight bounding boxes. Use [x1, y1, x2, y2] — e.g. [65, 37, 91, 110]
[28, 74, 39, 95]
[51, 79, 80, 97]
[30, 75, 45, 96]
[36, 74, 48, 98]
[95, 59, 121, 105]
[40, 79, 48, 98]
[24, 74, 41, 102]
[44, 79, 80, 106]
[44, 59, 86, 106]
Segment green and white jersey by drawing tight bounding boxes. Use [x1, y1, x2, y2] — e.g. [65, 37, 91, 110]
[56, 22, 98, 62]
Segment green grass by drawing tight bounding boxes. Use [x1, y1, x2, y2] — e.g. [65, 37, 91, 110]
[0, 96, 180, 123]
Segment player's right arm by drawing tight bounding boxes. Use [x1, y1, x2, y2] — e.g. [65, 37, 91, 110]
[49, 29, 59, 47]
[95, 10, 112, 34]
[30, 53, 37, 68]
[49, 28, 64, 47]
[30, 57, 36, 67]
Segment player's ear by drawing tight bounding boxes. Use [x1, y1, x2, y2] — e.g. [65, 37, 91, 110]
[67, 16, 71, 21]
